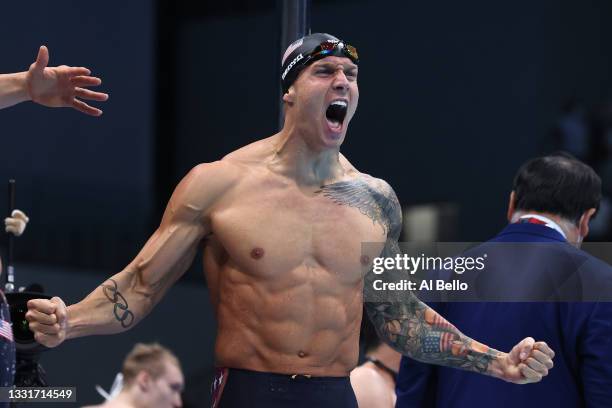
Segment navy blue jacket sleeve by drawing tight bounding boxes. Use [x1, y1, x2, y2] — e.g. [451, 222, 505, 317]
[581, 302, 612, 408]
[396, 355, 437, 408]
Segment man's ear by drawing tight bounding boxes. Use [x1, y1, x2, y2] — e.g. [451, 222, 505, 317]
[283, 87, 295, 104]
[578, 208, 597, 238]
[136, 371, 152, 392]
[507, 191, 517, 222]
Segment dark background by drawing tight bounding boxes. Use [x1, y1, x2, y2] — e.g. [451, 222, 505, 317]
[1, 0, 611, 405]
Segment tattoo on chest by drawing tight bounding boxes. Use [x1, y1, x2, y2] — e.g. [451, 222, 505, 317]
[316, 177, 401, 237]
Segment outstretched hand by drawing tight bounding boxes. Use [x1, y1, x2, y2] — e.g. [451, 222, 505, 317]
[498, 337, 555, 384]
[26, 46, 109, 116]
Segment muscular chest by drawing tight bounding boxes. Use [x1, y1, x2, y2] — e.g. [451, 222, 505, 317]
[209, 180, 387, 281]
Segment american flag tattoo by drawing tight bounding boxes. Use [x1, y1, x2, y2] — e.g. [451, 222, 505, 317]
[430, 312, 457, 332]
[422, 332, 455, 353]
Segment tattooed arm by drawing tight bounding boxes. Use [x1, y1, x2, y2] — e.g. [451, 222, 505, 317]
[26, 162, 238, 347]
[353, 177, 554, 384]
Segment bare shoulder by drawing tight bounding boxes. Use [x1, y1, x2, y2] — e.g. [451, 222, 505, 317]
[348, 170, 401, 218]
[319, 160, 401, 238]
[174, 136, 281, 215]
[339, 153, 397, 200]
[358, 174, 402, 239]
[181, 160, 241, 195]
[339, 152, 359, 173]
[360, 174, 398, 201]
[222, 135, 277, 164]
[187, 160, 243, 186]
[355, 170, 402, 239]
[170, 160, 243, 217]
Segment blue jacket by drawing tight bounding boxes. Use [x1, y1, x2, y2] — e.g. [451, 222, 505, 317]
[396, 223, 612, 408]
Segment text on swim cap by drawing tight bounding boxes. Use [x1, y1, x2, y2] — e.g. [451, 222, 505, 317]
[282, 53, 304, 80]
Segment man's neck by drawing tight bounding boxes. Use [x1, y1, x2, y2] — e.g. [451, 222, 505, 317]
[511, 211, 578, 243]
[101, 389, 141, 408]
[269, 129, 345, 186]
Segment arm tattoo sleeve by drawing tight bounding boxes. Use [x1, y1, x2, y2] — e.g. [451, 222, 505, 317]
[320, 175, 501, 375]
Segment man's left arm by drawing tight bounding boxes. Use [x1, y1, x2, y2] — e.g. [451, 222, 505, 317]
[580, 302, 612, 406]
[363, 179, 555, 384]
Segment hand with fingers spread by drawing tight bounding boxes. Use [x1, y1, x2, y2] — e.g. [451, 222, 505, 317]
[25, 45, 109, 116]
[4, 209, 29, 237]
[496, 337, 555, 384]
[26, 297, 69, 348]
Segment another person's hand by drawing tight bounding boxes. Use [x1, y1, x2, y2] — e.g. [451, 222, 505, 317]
[26, 297, 68, 348]
[26, 46, 109, 116]
[4, 209, 29, 236]
[498, 337, 555, 384]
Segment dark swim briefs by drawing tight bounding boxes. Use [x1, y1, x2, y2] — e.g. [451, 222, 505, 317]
[211, 367, 358, 408]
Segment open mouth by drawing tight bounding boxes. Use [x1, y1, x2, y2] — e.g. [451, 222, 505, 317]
[325, 100, 348, 132]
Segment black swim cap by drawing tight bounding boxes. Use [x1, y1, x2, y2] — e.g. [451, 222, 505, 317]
[280, 33, 359, 94]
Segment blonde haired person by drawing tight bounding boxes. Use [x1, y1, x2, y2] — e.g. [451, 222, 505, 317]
[84, 343, 184, 408]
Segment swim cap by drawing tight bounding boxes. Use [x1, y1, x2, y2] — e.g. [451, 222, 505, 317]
[280, 33, 359, 94]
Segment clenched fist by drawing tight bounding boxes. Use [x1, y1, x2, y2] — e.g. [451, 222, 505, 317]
[498, 337, 555, 384]
[4, 209, 29, 236]
[26, 296, 68, 348]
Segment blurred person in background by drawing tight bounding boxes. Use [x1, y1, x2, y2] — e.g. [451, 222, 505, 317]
[396, 153, 612, 408]
[350, 309, 402, 408]
[84, 343, 183, 408]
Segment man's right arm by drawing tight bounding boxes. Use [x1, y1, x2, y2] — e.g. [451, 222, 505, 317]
[26, 161, 236, 347]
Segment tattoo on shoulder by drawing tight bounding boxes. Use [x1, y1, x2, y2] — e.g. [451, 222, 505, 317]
[316, 175, 402, 238]
[101, 279, 135, 328]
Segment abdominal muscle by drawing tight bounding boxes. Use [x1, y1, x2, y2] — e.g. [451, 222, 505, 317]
[207, 261, 364, 377]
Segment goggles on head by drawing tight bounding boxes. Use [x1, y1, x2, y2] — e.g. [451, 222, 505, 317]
[304, 39, 359, 65]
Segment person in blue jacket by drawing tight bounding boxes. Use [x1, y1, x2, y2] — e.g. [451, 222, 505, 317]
[396, 152, 612, 408]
